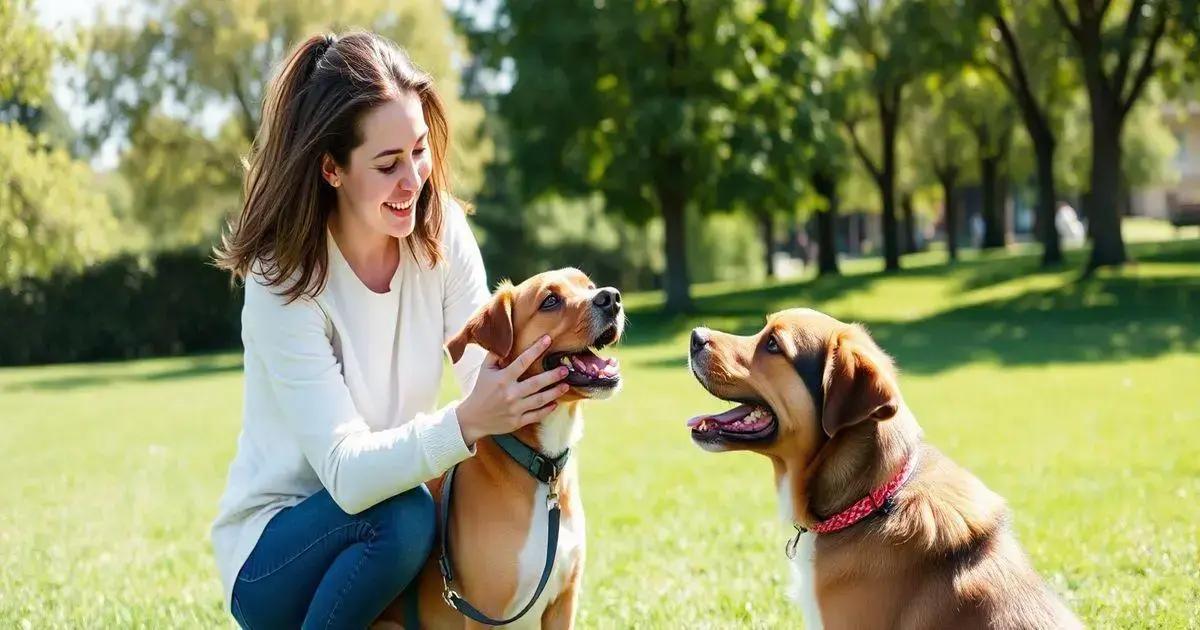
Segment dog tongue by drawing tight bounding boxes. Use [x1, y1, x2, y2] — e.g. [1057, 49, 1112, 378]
[573, 352, 611, 376]
[686, 404, 752, 428]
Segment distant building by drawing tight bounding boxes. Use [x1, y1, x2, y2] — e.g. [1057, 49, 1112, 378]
[1131, 102, 1200, 225]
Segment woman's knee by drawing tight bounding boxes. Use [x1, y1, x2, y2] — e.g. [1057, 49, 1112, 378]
[363, 485, 436, 572]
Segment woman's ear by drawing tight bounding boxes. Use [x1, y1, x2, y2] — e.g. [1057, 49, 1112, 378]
[446, 288, 515, 364]
[321, 153, 341, 188]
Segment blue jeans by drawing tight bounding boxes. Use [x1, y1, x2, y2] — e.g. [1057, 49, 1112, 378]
[230, 486, 435, 629]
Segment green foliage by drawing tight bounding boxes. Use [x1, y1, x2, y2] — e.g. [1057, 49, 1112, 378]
[460, 0, 837, 307]
[0, 0, 56, 107]
[0, 123, 122, 283]
[115, 114, 245, 248]
[1056, 89, 1181, 194]
[473, 195, 763, 293]
[687, 208, 765, 283]
[0, 1, 122, 283]
[981, 0, 1079, 128]
[908, 74, 976, 186]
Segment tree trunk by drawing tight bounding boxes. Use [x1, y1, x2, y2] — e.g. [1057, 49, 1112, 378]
[980, 154, 1007, 250]
[991, 10, 1063, 266]
[757, 211, 776, 278]
[657, 0, 694, 309]
[901, 192, 917, 254]
[939, 174, 959, 263]
[880, 100, 901, 271]
[657, 168, 692, 313]
[1087, 112, 1126, 269]
[1032, 133, 1064, 266]
[813, 172, 840, 276]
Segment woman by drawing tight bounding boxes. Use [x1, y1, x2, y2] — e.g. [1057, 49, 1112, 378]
[210, 32, 571, 629]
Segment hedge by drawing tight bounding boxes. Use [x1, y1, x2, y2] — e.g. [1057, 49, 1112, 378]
[0, 250, 243, 366]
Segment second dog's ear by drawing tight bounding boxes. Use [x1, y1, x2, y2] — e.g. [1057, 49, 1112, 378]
[447, 287, 515, 364]
[821, 325, 899, 437]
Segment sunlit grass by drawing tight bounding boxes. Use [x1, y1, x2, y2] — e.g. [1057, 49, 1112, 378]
[2, 237, 1197, 627]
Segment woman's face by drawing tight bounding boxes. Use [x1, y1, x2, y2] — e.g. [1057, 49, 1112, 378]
[324, 91, 433, 239]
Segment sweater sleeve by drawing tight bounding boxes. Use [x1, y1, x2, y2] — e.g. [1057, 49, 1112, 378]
[440, 199, 490, 394]
[242, 275, 472, 514]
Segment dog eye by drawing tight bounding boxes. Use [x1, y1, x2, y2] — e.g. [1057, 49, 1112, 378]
[765, 335, 782, 355]
[540, 294, 561, 311]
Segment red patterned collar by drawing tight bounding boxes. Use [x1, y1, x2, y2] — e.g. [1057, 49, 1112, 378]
[787, 452, 920, 555]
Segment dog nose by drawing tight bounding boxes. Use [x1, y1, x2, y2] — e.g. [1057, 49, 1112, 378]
[593, 288, 621, 316]
[690, 328, 710, 355]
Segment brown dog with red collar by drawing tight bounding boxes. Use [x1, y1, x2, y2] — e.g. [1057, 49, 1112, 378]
[376, 268, 623, 629]
[686, 308, 1079, 629]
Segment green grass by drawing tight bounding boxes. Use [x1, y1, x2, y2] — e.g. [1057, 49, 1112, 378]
[3, 236, 1199, 628]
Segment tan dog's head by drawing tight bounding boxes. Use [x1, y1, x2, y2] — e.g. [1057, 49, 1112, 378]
[686, 308, 900, 460]
[447, 267, 625, 401]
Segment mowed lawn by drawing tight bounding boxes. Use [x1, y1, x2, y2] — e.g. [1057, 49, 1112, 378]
[2, 234, 1198, 628]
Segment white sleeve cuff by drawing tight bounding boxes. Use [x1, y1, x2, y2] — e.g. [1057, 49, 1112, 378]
[416, 403, 475, 474]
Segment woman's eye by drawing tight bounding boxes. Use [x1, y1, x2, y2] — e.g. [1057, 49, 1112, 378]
[766, 336, 781, 354]
[540, 294, 561, 311]
[377, 160, 399, 174]
[413, 146, 427, 156]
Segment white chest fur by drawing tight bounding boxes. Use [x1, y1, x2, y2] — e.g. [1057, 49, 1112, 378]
[500, 405, 585, 628]
[503, 474, 584, 628]
[778, 473, 823, 630]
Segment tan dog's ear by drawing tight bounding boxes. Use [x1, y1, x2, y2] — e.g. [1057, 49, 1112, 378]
[446, 289, 514, 363]
[821, 325, 899, 437]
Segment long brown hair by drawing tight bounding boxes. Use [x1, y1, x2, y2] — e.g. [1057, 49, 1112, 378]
[214, 31, 453, 301]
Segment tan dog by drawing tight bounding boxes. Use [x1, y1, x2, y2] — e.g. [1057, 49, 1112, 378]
[686, 308, 1079, 629]
[377, 268, 623, 629]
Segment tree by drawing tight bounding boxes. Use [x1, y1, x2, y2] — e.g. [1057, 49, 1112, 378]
[1057, 86, 1181, 211]
[909, 75, 975, 262]
[963, 70, 1017, 250]
[460, 1, 828, 311]
[831, 0, 971, 271]
[794, 0, 853, 277]
[718, 0, 860, 280]
[712, 0, 818, 280]
[1051, 0, 1190, 271]
[982, 1, 1074, 266]
[1, 0, 120, 283]
[808, 100, 852, 277]
[80, 0, 489, 246]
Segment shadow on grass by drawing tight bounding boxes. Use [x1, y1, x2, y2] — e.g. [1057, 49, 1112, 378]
[2, 353, 243, 393]
[869, 275, 1199, 373]
[954, 238, 1200, 292]
[628, 254, 1200, 374]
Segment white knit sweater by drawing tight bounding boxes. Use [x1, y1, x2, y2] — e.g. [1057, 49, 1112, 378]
[210, 203, 488, 609]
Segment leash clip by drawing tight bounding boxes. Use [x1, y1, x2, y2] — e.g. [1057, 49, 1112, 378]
[785, 523, 807, 559]
[543, 458, 561, 509]
[442, 584, 461, 610]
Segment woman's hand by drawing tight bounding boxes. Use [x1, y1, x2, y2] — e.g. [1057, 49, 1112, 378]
[456, 335, 570, 446]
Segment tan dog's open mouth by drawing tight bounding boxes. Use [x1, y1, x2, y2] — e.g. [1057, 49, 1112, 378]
[688, 401, 778, 445]
[543, 324, 621, 389]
